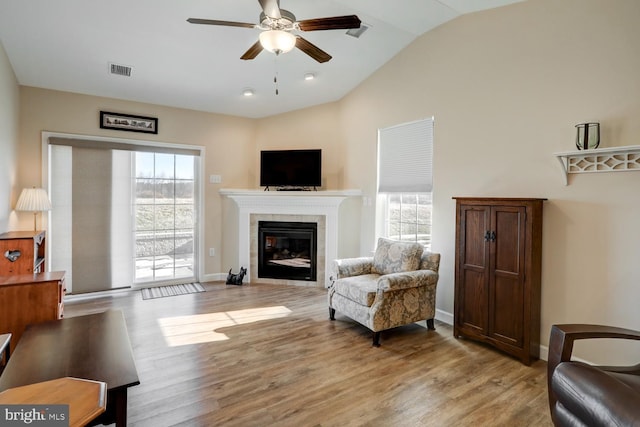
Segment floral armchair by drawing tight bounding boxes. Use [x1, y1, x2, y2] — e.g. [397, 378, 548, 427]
[327, 238, 440, 346]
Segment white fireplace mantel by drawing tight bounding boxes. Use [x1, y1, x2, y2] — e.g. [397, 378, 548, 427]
[220, 189, 362, 286]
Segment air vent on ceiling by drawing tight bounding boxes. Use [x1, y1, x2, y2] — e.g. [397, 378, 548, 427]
[109, 62, 132, 77]
[346, 24, 369, 38]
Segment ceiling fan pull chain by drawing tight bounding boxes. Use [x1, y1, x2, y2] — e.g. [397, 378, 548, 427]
[274, 56, 279, 95]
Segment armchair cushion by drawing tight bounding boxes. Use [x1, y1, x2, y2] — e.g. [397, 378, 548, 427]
[372, 238, 423, 275]
[332, 274, 380, 306]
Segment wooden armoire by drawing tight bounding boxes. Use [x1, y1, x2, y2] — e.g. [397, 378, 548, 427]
[453, 197, 545, 365]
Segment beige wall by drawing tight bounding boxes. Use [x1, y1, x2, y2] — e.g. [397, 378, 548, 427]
[254, 102, 346, 189]
[17, 87, 256, 276]
[335, 0, 640, 362]
[8, 0, 640, 361]
[0, 40, 19, 232]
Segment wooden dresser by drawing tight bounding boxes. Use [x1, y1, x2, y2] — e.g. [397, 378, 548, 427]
[0, 271, 66, 352]
[0, 230, 46, 274]
[453, 197, 545, 365]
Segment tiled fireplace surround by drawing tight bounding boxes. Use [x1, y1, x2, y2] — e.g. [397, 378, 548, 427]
[220, 189, 361, 287]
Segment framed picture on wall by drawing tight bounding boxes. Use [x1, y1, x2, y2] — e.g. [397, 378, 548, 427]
[100, 111, 158, 134]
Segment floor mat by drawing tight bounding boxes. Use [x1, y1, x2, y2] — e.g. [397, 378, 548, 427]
[141, 283, 205, 300]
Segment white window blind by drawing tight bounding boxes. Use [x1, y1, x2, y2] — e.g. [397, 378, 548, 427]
[377, 117, 433, 193]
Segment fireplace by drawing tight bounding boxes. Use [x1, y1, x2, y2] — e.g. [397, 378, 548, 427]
[220, 189, 361, 287]
[258, 221, 317, 281]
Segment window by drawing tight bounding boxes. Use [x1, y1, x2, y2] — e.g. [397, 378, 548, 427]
[384, 193, 432, 246]
[377, 118, 434, 247]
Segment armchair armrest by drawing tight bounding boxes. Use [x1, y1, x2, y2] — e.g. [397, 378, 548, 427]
[377, 269, 438, 292]
[331, 257, 373, 281]
[547, 324, 640, 416]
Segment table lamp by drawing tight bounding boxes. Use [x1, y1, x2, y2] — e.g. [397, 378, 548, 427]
[15, 187, 52, 231]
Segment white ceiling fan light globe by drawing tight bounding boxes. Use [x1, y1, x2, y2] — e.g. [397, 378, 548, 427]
[259, 30, 296, 54]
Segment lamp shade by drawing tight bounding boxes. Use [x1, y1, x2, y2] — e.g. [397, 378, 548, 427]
[259, 30, 296, 54]
[15, 188, 52, 212]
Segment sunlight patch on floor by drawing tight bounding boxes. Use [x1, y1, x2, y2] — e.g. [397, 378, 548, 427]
[158, 306, 293, 346]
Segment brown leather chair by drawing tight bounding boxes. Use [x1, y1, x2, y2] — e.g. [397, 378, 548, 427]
[547, 324, 640, 426]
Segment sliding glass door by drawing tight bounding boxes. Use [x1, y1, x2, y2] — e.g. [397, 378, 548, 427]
[48, 136, 200, 294]
[134, 153, 196, 284]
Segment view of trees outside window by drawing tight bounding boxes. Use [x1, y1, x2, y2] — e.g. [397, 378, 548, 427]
[386, 193, 432, 247]
[134, 153, 196, 283]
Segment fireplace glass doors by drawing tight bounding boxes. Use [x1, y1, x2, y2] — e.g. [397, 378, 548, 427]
[258, 221, 317, 281]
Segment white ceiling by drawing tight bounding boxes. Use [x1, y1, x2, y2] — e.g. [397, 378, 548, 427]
[0, 0, 523, 118]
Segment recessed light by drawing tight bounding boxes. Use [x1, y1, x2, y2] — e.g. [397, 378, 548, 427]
[243, 88, 254, 97]
[304, 73, 315, 81]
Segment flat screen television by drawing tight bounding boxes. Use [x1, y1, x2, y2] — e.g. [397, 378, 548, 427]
[260, 149, 322, 189]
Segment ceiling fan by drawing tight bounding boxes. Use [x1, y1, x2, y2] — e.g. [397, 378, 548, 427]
[187, 0, 361, 63]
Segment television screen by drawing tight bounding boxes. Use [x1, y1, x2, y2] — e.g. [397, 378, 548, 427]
[260, 149, 322, 189]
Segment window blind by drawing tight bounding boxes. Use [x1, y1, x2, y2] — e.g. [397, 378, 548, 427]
[377, 117, 433, 193]
[48, 136, 201, 156]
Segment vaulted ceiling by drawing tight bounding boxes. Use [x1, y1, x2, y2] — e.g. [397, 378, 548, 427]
[0, 0, 523, 118]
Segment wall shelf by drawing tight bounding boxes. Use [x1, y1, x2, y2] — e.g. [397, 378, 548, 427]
[554, 145, 640, 185]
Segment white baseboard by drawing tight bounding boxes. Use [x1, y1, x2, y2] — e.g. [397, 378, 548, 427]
[201, 273, 226, 283]
[539, 345, 549, 362]
[435, 308, 453, 325]
[65, 287, 134, 302]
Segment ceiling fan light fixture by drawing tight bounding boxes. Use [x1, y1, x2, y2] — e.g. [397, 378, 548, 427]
[259, 30, 296, 54]
[242, 88, 254, 97]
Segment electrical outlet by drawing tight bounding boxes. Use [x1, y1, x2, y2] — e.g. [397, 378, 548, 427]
[209, 248, 215, 257]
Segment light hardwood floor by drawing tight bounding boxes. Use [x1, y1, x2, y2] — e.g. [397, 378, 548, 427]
[65, 282, 552, 427]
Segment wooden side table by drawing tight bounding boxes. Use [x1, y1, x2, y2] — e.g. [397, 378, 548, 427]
[0, 377, 106, 427]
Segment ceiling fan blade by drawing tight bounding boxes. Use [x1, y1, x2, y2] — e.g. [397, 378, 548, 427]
[258, 0, 281, 19]
[295, 37, 332, 63]
[187, 18, 256, 29]
[240, 40, 264, 60]
[298, 15, 361, 31]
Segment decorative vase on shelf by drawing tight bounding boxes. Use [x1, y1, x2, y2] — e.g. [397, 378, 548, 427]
[575, 122, 600, 150]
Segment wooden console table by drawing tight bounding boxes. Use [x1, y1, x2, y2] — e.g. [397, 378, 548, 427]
[0, 310, 140, 427]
